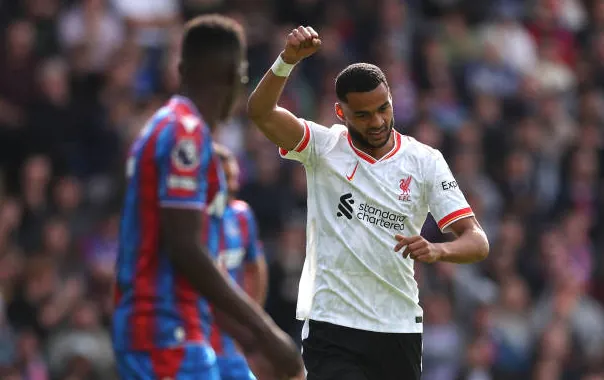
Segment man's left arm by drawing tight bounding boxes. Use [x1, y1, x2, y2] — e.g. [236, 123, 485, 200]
[241, 205, 269, 306]
[395, 150, 489, 264]
[433, 217, 489, 263]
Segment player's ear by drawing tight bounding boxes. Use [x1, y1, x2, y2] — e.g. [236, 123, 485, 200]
[335, 103, 345, 122]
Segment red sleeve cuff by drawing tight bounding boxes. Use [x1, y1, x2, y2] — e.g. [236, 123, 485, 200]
[279, 121, 311, 155]
[437, 207, 474, 230]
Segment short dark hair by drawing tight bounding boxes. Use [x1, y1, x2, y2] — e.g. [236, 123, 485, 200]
[335, 63, 389, 102]
[181, 14, 246, 63]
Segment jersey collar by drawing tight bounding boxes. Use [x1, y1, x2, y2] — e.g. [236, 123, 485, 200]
[347, 130, 403, 164]
[169, 95, 203, 120]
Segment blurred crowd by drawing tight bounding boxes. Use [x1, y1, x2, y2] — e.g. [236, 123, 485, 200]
[0, 0, 603, 379]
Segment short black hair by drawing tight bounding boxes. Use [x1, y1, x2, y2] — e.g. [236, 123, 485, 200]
[335, 63, 389, 102]
[181, 14, 246, 63]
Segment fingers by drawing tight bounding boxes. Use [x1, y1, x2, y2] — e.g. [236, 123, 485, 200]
[289, 26, 319, 45]
[393, 235, 432, 261]
[286, 32, 300, 48]
[393, 235, 422, 252]
[409, 248, 430, 260]
[298, 26, 312, 39]
[408, 239, 428, 253]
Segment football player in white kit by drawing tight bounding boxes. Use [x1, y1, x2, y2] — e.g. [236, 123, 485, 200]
[248, 26, 490, 380]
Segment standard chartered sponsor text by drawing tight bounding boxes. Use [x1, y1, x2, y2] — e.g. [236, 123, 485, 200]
[357, 203, 407, 230]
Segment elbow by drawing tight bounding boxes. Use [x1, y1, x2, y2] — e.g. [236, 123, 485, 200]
[476, 233, 490, 262]
[246, 92, 273, 126]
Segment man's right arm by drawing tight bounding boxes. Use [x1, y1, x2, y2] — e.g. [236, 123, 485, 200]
[161, 209, 271, 341]
[247, 26, 321, 151]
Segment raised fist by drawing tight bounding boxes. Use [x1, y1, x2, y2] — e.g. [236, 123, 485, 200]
[281, 26, 321, 64]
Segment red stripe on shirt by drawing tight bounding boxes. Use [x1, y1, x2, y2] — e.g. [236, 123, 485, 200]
[206, 155, 221, 205]
[150, 347, 186, 378]
[113, 284, 122, 307]
[295, 121, 311, 152]
[131, 119, 170, 350]
[279, 121, 311, 155]
[209, 305, 224, 355]
[437, 207, 474, 230]
[174, 276, 204, 343]
[172, 116, 205, 344]
[234, 208, 250, 248]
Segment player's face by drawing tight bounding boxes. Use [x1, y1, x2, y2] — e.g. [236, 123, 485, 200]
[223, 158, 240, 196]
[338, 83, 394, 149]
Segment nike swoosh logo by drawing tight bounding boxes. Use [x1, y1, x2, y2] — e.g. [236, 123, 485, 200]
[346, 162, 359, 181]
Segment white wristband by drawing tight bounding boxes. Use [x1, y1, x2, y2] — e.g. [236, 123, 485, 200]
[270, 55, 296, 77]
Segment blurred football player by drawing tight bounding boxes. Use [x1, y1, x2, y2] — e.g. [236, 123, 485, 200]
[112, 15, 302, 380]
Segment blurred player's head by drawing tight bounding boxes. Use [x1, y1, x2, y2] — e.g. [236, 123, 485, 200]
[179, 15, 248, 123]
[213, 143, 240, 198]
[334, 63, 394, 150]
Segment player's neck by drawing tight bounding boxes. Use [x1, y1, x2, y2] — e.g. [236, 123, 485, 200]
[353, 132, 395, 161]
[179, 89, 221, 129]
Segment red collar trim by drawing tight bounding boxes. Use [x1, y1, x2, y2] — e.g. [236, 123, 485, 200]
[347, 130, 403, 164]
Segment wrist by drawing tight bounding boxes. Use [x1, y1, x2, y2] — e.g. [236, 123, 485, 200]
[279, 51, 299, 65]
[433, 243, 447, 262]
[270, 53, 297, 77]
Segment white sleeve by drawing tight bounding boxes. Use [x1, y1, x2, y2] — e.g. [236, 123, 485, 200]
[426, 150, 474, 233]
[278, 119, 339, 166]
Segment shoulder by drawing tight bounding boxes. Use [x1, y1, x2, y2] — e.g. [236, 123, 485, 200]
[155, 107, 210, 145]
[153, 109, 211, 170]
[398, 136, 449, 179]
[402, 137, 449, 168]
[302, 119, 347, 137]
[230, 200, 252, 216]
[230, 200, 258, 226]
[403, 136, 442, 159]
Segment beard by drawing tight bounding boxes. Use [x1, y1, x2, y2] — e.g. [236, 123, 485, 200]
[347, 117, 395, 149]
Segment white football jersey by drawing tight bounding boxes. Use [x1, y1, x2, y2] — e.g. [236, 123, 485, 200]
[279, 120, 474, 333]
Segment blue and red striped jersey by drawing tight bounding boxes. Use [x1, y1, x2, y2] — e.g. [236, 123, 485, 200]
[206, 200, 264, 357]
[112, 95, 227, 355]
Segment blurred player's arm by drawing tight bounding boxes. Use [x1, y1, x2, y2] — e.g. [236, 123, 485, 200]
[158, 123, 302, 378]
[161, 209, 266, 337]
[243, 207, 268, 306]
[161, 209, 301, 376]
[244, 257, 268, 306]
[248, 26, 321, 151]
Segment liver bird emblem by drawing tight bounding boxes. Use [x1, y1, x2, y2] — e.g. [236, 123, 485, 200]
[399, 176, 412, 195]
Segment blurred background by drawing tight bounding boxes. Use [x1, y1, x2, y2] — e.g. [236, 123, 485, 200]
[0, 0, 603, 379]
